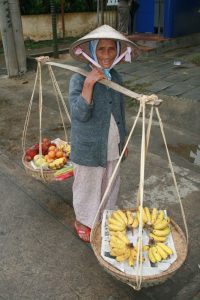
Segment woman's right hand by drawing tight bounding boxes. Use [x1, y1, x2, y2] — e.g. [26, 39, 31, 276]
[85, 67, 105, 85]
[82, 67, 105, 104]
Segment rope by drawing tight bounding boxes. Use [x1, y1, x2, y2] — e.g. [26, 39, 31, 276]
[48, 66, 69, 143]
[155, 108, 189, 246]
[22, 66, 39, 153]
[48, 65, 71, 123]
[136, 105, 154, 206]
[38, 62, 46, 181]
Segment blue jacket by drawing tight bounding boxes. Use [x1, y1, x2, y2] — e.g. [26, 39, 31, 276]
[69, 66, 126, 167]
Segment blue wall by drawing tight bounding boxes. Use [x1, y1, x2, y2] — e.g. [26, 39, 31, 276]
[164, 0, 200, 38]
[134, 0, 200, 38]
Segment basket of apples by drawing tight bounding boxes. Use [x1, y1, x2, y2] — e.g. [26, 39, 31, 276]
[22, 137, 73, 182]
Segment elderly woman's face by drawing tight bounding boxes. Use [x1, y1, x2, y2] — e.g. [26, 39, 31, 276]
[96, 39, 117, 69]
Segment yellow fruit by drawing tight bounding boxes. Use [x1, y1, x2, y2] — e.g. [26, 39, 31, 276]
[110, 247, 127, 256]
[108, 223, 125, 232]
[151, 246, 162, 262]
[154, 210, 165, 225]
[109, 241, 126, 249]
[116, 249, 130, 262]
[109, 230, 126, 237]
[155, 245, 168, 260]
[131, 217, 139, 228]
[142, 245, 150, 251]
[149, 233, 167, 242]
[128, 255, 135, 266]
[130, 247, 137, 259]
[136, 211, 145, 226]
[151, 208, 158, 225]
[108, 217, 126, 230]
[112, 211, 127, 226]
[153, 227, 170, 237]
[148, 247, 156, 263]
[126, 210, 134, 225]
[157, 243, 173, 256]
[144, 207, 151, 224]
[115, 231, 130, 244]
[116, 210, 128, 225]
[154, 219, 170, 230]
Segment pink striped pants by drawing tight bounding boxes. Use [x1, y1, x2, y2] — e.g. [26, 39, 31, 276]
[72, 160, 120, 228]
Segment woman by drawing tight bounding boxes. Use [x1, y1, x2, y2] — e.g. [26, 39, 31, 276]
[69, 25, 137, 242]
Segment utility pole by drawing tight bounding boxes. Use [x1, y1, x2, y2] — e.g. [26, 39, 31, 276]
[50, 0, 59, 58]
[100, 0, 104, 25]
[0, 0, 26, 77]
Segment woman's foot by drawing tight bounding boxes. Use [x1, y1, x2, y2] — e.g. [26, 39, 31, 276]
[74, 221, 91, 243]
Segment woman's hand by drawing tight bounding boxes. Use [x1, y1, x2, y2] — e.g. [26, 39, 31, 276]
[82, 67, 105, 104]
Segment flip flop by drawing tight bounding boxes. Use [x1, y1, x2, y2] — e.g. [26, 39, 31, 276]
[74, 222, 91, 243]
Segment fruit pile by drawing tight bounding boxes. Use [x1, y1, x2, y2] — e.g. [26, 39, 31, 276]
[24, 137, 71, 170]
[107, 208, 174, 267]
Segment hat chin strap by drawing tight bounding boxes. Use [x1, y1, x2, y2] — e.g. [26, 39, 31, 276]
[74, 46, 132, 70]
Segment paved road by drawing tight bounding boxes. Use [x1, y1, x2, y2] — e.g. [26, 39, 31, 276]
[0, 42, 199, 299]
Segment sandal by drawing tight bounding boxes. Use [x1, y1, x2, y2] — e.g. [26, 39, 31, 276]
[74, 222, 91, 243]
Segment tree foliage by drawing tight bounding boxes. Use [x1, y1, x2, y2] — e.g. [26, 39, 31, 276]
[20, 0, 96, 15]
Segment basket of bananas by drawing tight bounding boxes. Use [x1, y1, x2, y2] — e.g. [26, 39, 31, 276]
[91, 207, 188, 288]
[22, 137, 73, 182]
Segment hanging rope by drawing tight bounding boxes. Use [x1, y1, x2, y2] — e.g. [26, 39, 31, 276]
[155, 108, 189, 246]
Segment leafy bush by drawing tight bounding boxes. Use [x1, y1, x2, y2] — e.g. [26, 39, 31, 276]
[20, 0, 96, 15]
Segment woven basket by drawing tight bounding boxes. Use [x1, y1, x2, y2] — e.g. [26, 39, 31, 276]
[22, 155, 57, 182]
[91, 219, 188, 288]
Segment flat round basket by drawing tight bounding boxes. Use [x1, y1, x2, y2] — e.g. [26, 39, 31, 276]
[91, 219, 188, 288]
[22, 155, 58, 182]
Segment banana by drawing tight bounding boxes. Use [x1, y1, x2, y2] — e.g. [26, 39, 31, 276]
[154, 210, 165, 225]
[153, 226, 170, 237]
[151, 246, 162, 262]
[115, 231, 130, 244]
[128, 254, 135, 266]
[108, 223, 125, 232]
[110, 247, 127, 257]
[126, 210, 134, 225]
[110, 235, 126, 245]
[130, 247, 137, 259]
[154, 218, 170, 230]
[155, 244, 168, 260]
[131, 217, 139, 228]
[116, 248, 130, 262]
[151, 208, 158, 225]
[109, 241, 127, 249]
[144, 207, 151, 224]
[136, 211, 145, 227]
[109, 230, 126, 237]
[142, 245, 150, 251]
[157, 243, 173, 256]
[148, 247, 157, 263]
[116, 210, 128, 225]
[138, 206, 148, 223]
[149, 233, 167, 242]
[110, 212, 126, 226]
[108, 217, 126, 230]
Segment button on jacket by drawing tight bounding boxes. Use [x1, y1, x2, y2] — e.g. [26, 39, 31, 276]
[69, 66, 126, 167]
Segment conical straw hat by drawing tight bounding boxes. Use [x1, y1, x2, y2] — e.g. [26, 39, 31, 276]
[70, 25, 139, 64]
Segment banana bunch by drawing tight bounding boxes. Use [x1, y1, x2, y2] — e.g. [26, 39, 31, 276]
[148, 242, 173, 263]
[48, 157, 66, 170]
[149, 209, 171, 242]
[59, 143, 71, 157]
[108, 210, 128, 232]
[109, 232, 145, 267]
[135, 207, 171, 242]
